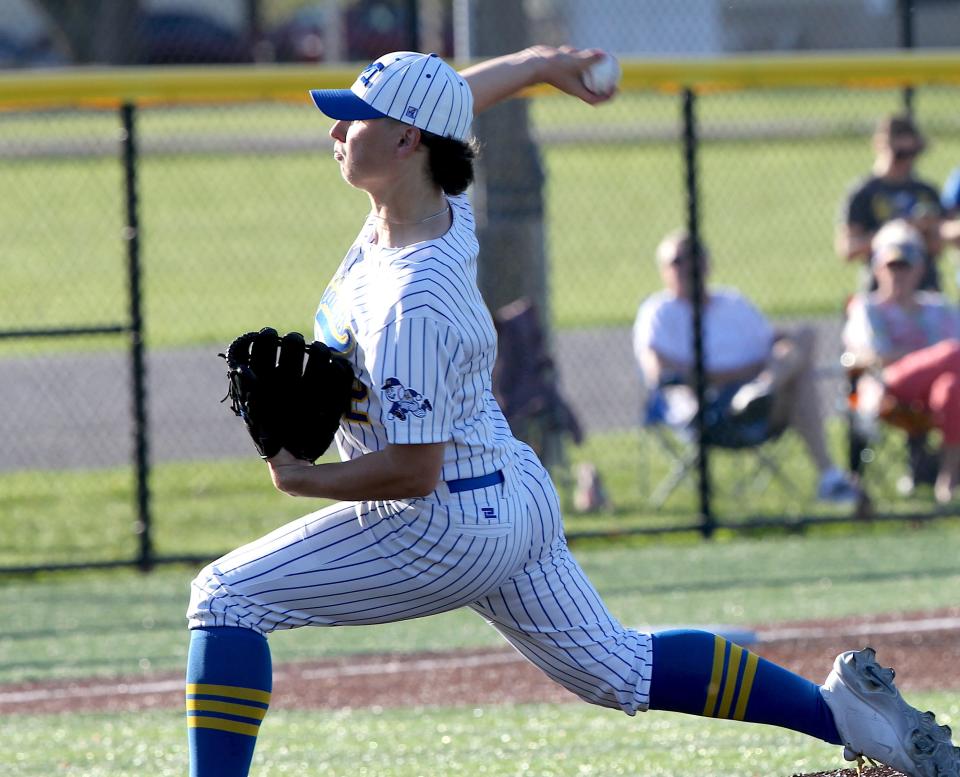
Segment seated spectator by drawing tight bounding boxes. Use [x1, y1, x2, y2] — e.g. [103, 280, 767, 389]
[835, 113, 944, 291]
[942, 166, 960, 247]
[633, 229, 860, 504]
[843, 219, 960, 504]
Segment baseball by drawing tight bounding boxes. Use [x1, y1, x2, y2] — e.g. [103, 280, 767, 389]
[581, 52, 621, 95]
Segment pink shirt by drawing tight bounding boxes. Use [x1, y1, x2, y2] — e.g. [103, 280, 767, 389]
[843, 292, 960, 360]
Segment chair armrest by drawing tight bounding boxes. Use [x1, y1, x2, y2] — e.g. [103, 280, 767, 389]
[840, 350, 879, 378]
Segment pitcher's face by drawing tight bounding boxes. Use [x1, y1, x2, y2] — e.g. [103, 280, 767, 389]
[329, 117, 404, 191]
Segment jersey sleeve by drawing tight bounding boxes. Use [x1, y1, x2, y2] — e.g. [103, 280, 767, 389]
[364, 314, 460, 445]
[942, 167, 960, 213]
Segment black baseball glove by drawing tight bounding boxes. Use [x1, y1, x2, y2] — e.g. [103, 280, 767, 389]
[221, 327, 355, 462]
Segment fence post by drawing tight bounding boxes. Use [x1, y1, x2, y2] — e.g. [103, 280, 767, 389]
[898, 0, 915, 114]
[406, 0, 420, 50]
[681, 88, 714, 538]
[120, 102, 153, 571]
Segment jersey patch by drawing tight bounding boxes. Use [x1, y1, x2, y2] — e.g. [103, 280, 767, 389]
[315, 277, 357, 356]
[381, 377, 433, 421]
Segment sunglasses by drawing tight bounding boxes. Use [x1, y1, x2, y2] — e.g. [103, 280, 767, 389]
[892, 147, 922, 161]
[884, 260, 913, 271]
[666, 252, 707, 266]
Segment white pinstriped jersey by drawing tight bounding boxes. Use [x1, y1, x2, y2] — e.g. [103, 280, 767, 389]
[187, 187, 654, 720]
[314, 193, 522, 481]
[187, 49, 660, 733]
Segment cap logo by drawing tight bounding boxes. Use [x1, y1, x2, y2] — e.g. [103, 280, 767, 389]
[404, 106, 419, 120]
[359, 61, 385, 88]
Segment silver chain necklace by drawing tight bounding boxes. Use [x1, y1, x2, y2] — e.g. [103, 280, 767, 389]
[372, 205, 449, 225]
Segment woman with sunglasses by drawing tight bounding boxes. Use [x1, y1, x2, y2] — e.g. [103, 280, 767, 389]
[836, 113, 945, 291]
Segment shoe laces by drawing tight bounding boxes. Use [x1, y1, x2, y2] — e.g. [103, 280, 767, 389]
[861, 660, 895, 691]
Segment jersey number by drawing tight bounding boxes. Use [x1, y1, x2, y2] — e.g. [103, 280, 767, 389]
[346, 381, 369, 423]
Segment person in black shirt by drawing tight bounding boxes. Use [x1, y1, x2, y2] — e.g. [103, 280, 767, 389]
[836, 113, 944, 291]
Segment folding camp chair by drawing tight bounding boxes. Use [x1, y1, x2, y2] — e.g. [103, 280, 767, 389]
[639, 379, 799, 508]
[843, 352, 938, 498]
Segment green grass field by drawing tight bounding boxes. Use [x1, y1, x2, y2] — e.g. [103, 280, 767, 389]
[2, 521, 957, 684]
[2, 523, 958, 775]
[8, 695, 960, 777]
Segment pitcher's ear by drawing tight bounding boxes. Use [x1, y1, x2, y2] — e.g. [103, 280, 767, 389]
[397, 124, 422, 151]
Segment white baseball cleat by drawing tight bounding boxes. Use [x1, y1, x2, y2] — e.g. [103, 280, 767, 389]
[820, 647, 960, 777]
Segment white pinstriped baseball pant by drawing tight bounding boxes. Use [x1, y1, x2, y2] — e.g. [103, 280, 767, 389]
[187, 446, 653, 714]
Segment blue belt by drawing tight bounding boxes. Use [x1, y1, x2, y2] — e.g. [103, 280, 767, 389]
[447, 470, 504, 493]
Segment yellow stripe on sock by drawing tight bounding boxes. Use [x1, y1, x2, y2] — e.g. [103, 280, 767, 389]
[187, 716, 261, 737]
[702, 635, 726, 717]
[186, 683, 272, 704]
[733, 652, 760, 721]
[187, 699, 268, 721]
[716, 644, 743, 719]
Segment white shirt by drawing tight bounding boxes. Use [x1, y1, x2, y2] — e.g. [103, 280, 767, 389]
[633, 288, 774, 377]
[314, 193, 520, 482]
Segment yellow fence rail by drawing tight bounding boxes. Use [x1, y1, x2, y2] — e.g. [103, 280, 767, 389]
[2, 50, 960, 108]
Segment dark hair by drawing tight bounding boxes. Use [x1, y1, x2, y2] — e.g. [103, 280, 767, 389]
[875, 113, 925, 146]
[418, 130, 479, 196]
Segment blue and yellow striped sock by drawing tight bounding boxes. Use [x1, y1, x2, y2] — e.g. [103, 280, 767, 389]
[649, 629, 842, 744]
[186, 627, 273, 777]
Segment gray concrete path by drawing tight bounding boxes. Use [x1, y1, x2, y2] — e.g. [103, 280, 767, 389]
[0, 320, 845, 472]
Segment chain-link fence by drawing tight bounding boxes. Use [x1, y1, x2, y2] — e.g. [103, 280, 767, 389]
[2, 0, 960, 571]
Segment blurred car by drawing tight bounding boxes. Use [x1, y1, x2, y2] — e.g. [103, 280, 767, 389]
[345, 0, 416, 61]
[0, 29, 23, 68]
[0, 28, 69, 68]
[139, 10, 252, 65]
[269, 5, 328, 63]
[269, 1, 438, 63]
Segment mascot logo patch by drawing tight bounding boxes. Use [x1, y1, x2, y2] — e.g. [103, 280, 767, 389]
[381, 377, 432, 421]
